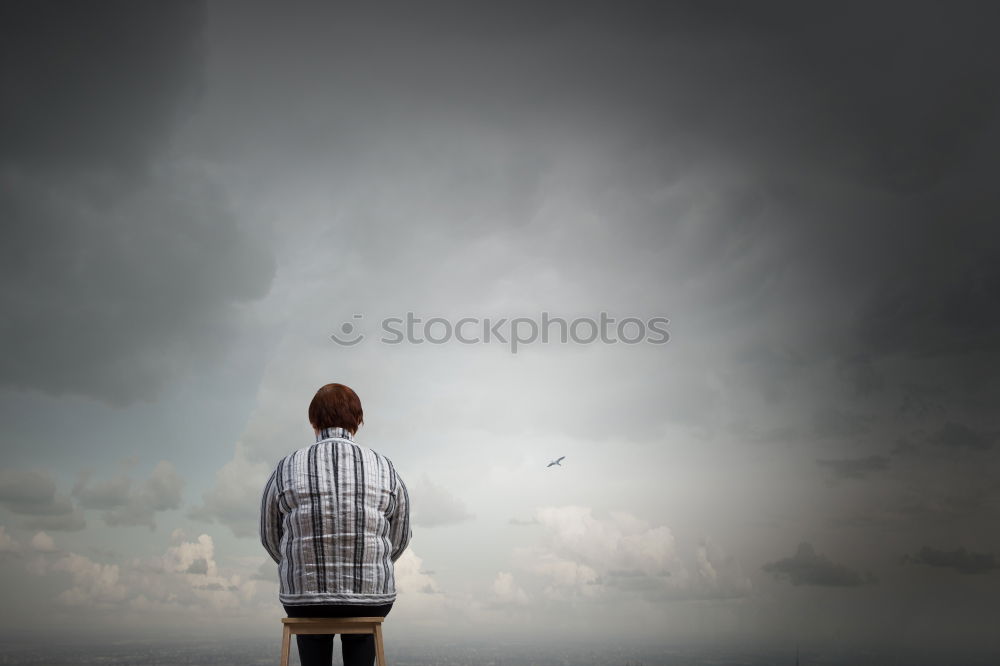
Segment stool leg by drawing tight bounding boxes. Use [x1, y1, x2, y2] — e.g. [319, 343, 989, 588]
[373, 623, 387, 666]
[280, 625, 291, 666]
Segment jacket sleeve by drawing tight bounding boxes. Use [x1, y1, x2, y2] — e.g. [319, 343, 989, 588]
[387, 470, 412, 563]
[260, 468, 283, 564]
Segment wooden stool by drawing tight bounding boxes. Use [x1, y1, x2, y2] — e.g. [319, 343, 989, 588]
[280, 617, 387, 666]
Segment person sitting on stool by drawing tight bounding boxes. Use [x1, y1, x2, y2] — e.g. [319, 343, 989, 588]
[260, 382, 412, 666]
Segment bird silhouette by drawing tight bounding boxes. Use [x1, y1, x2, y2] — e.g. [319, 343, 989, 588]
[546, 456, 565, 467]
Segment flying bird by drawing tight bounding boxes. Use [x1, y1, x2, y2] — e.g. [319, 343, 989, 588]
[546, 456, 565, 467]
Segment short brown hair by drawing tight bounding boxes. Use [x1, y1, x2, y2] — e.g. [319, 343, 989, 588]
[308, 383, 364, 433]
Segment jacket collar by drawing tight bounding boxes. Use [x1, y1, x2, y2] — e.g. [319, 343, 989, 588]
[316, 426, 354, 442]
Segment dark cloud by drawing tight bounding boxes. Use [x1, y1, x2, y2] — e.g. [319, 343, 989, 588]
[816, 455, 890, 481]
[0, 1, 275, 406]
[810, 408, 877, 440]
[0, 468, 85, 531]
[72, 474, 131, 511]
[901, 546, 1000, 575]
[889, 438, 921, 459]
[74, 461, 184, 530]
[0, 469, 56, 505]
[931, 421, 997, 451]
[762, 542, 877, 587]
[0, 1, 204, 172]
[827, 420, 1000, 530]
[174, 0, 1000, 448]
[1, 464, 180, 532]
[296, 1, 1000, 200]
[18, 509, 85, 532]
[186, 558, 209, 575]
[851, 250, 1000, 363]
[2, 492, 74, 517]
[896, 383, 949, 421]
[625, 3, 1000, 423]
[661, 1, 1000, 195]
[832, 473, 1000, 530]
[836, 355, 885, 397]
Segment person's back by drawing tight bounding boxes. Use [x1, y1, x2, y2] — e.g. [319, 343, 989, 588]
[260, 383, 411, 666]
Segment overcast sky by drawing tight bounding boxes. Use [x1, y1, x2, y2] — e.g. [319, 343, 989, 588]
[2, 0, 999, 657]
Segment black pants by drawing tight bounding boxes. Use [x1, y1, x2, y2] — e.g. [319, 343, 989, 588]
[283, 603, 393, 666]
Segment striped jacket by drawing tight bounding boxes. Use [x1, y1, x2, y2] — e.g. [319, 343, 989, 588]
[259, 426, 412, 605]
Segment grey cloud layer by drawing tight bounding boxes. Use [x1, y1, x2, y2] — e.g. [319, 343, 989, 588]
[762, 542, 877, 587]
[0, 469, 84, 531]
[901, 546, 1000, 576]
[816, 455, 890, 482]
[191, 0, 1000, 425]
[0, 1, 275, 405]
[0, 460, 183, 532]
[74, 461, 184, 530]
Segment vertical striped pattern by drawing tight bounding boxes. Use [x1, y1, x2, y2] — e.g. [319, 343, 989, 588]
[306, 444, 326, 592]
[385, 459, 411, 563]
[259, 427, 412, 606]
[352, 444, 365, 593]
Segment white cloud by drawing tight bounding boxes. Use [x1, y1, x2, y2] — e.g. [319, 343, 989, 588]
[537, 506, 678, 575]
[29, 531, 56, 552]
[509, 505, 751, 603]
[161, 533, 218, 576]
[694, 537, 750, 597]
[513, 548, 602, 600]
[52, 553, 128, 607]
[394, 548, 442, 596]
[491, 571, 530, 606]
[380, 548, 486, 637]
[22, 532, 271, 621]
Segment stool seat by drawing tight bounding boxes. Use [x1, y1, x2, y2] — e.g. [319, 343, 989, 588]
[280, 617, 387, 666]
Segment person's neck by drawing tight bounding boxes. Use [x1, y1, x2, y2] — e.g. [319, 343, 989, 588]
[314, 426, 355, 442]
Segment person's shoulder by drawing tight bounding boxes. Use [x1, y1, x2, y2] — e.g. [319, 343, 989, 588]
[375, 450, 404, 481]
[275, 441, 318, 467]
[354, 441, 398, 468]
[363, 443, 393, 463]
[299, 436, 392, 468]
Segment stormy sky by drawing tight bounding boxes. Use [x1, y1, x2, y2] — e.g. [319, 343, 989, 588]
[1, 0, 999, 657]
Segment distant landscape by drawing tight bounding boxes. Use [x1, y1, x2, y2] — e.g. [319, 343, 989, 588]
[0, 639, 997, 666]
